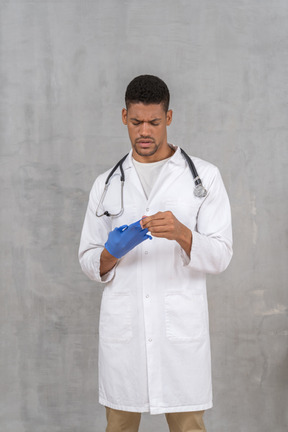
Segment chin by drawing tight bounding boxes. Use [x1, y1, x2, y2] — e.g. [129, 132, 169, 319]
[134, 144, 159, 157]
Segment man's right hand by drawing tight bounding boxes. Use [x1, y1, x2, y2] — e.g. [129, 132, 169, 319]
[104, 220, 152, 259]
[100, 220, 152, 276]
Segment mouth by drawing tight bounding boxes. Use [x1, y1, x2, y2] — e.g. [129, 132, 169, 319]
[136, 139, 154, 148]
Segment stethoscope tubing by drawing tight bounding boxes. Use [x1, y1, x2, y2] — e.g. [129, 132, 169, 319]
[105, 153, 129, 185]
[180, 148, 201, 186]
[95, 148, 207, 217]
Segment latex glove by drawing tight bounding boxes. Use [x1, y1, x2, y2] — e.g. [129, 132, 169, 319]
[105, 220, 152, 259]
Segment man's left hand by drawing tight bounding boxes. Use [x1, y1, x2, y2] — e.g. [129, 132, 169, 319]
[141, 211, 192, 258]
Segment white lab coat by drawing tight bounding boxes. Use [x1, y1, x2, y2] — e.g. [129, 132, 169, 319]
[79, 146, 233, 414]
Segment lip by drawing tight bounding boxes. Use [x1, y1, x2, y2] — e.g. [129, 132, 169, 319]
[138, 143, 152, 149]
[137, 140, 153, 148]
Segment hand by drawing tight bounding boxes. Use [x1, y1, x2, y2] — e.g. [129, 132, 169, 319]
[105, 220, 152, 259]
[141, 211, 192, 257]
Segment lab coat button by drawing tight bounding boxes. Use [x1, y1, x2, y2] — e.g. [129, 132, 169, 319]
[146, 294, 149, 298]
[148, 338, 152, 342]
[146, 207, 149, 212]
[144, 251, 148, 255]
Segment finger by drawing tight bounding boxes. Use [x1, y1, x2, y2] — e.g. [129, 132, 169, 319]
[141, 213, 166, 228]
[142, 211, 165, 221]
[129, 220, 142, 229]
[144, 233, 153, 240]
[140, 216, 148, 228]
[143, 211, 174, 223]
[143, 216, 175, 230]
[148, 224, 173, 234]
[144, 222, 169, 233]
[118, 224, 128, 232]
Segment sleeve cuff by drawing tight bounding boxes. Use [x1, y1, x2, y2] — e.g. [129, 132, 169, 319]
[180, 231, 200, 267]
[100, 263, 117, 283]
[79, 246, 117, 283]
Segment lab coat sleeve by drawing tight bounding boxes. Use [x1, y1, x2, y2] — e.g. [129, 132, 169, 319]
[181, 167, 233, 274]
[78, 177, 116, 283]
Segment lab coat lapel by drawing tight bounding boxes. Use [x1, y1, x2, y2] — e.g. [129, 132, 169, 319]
[121, 147, 186, 210]
[147, 146, 185, 204]
[123, 151, 148, 205]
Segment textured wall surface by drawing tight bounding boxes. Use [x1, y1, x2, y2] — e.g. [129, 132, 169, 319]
[1, 1, 287, 431]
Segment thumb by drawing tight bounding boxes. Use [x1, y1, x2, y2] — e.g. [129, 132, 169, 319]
[140, 216, 147, 228]
[118, 225, 128, 232]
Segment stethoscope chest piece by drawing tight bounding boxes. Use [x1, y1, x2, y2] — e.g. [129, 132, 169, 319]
[194, 184, 207, 198]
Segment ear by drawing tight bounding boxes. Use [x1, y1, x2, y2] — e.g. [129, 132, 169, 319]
[166, 109, 173, 126]
[122, 108, 128, 125]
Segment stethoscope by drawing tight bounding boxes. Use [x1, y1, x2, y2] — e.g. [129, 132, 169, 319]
[95, 148, 207, 218]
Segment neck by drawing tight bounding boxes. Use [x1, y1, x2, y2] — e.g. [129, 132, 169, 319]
[132, 144, 175, 163]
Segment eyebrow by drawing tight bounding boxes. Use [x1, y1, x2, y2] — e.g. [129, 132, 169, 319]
[130, 118, 162, 122]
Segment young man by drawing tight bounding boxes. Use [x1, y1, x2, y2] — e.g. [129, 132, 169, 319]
[79, 75, 233, 432]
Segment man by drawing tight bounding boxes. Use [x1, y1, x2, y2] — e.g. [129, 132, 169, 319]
[79, 75, 233, 432]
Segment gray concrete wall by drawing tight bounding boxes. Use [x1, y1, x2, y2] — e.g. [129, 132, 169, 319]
[1, 1, 287, 431]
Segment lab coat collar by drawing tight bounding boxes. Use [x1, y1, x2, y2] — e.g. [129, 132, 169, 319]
[122, 144, 185, 171]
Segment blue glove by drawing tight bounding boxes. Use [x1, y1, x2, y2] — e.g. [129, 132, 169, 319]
[105, 220, 152, 259]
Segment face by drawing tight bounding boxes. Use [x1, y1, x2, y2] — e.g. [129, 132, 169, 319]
[122, 103, 173, 162]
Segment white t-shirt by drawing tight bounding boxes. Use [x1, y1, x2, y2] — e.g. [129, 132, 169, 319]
[132, 157, 171, 198]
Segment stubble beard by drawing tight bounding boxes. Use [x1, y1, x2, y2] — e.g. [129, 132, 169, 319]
[133, 141, 159, 157]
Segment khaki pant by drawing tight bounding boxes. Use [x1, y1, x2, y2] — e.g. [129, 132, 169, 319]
[105, 407, 207, 432]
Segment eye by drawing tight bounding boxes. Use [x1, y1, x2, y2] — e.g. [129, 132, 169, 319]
[131, 121, 141, 126]
[151, 122, 160, 126]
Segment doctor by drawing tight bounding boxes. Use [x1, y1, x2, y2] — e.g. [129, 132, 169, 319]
[79, 75, 233, 432]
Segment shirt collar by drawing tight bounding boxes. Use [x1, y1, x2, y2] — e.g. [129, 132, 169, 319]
[122, 144, 185, 171]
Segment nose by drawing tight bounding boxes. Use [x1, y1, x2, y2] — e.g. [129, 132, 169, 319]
[139, 122, 150, 136]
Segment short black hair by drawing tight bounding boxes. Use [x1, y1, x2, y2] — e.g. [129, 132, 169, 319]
[125, 75, 170, 112]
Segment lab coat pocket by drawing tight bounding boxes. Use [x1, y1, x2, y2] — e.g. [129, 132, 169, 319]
[165, 291, 207, 341]
[99, 293, 132, 343]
